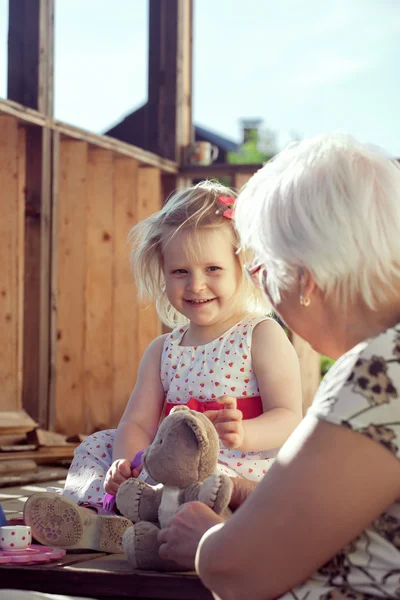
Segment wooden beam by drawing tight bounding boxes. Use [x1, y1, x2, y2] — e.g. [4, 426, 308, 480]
[113, 157, 140, 427]
[84, 148, 114, 433]
[7, 0, 54, 116]
[0, 100, 179, 173]
[232, 172, 254, 191]
[48, 130, 60, 431]
[148, 0, 193, 161]
[0, 117, 25, 414]
[55, 139, 88, 436]
[180, 163, 264, 180]
[22, 125, 52, 428]
[55, 120, 178, 173]
[0, 98, 47, 127]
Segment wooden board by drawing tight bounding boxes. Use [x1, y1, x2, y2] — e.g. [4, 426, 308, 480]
[84, 148, 114, 433]
[22, 125, 53, 428]
[0, 446, 76, 463]
[48, 130, 60, 431]
[55, 140, 88, 435]
[17, 126, 26, 414]
[0, 116, 24, 413]
[0, 98, 179, 173]
[180, 163, 264, 179]
[26, 428, 68, 447]
[0, 466, 68, 488]
[0, 412, 37, 435]
[136, 167, 163, 362]
[233, 172, 253, 191]
[0, 459, 37, 475]
[112, 157, 139, 426]
[0, 557, 212, 599]
[22, 126, 42, 423]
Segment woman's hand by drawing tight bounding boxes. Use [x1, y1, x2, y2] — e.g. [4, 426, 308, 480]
[204, 396, 245, 450]
[104, 458, 142, 494]
[158, 502, 224, 569]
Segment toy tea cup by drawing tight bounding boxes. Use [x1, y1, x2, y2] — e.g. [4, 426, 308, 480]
[0, 525, 31, 551]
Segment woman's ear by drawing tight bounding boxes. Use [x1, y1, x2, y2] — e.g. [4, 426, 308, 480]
[298, 267, 318, 304]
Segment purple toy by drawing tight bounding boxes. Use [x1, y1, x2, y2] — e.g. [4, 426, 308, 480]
[102, 449, 145, 513]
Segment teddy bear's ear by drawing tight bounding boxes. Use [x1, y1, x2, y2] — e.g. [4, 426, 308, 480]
[170, 405, 190, 415]
[182, 412, 208, 446]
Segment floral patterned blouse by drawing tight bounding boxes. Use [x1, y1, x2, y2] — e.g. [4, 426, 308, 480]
[282, 323, 400, 600]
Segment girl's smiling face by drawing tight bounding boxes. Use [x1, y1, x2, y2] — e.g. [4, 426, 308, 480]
[163, 226, 244, 330]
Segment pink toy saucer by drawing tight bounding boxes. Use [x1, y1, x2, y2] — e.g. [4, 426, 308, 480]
[0, 544, 66, 565]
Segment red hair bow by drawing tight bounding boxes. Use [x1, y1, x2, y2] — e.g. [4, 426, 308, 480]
[218, 196, 235, 219]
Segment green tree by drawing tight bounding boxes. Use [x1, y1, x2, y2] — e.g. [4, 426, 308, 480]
[227, 126, 276, 164]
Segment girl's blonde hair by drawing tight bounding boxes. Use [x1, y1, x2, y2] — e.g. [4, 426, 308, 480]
[129, 180, 270, 328]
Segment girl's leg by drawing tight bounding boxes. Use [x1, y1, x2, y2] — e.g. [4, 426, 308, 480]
[62, 430, 157, 509]
[62, 430, 115, 511]
[217, 457, 275, 482]
[23, 430, 133, 552]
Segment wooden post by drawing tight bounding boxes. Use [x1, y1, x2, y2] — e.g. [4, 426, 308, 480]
[148, 0, 193, 162]
[48, 130, 60, 431]
[7, 0, 54, 116]
[22, 125, 53, 428]
[7, 0, 54, 427]
[232, 172, 253, 192]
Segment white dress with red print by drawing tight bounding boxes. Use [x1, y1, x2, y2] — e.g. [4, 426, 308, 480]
[58, 315, 275, 510]
[161, 315, 277, 480]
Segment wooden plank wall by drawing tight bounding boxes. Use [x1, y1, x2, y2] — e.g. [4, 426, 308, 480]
[54, 143, 162, 435]
[0, 116, 25, 413]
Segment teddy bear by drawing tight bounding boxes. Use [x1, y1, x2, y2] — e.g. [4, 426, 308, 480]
[116, 405, 233, 571]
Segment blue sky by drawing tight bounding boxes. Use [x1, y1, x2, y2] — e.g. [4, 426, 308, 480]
[1, 0, 399, 155]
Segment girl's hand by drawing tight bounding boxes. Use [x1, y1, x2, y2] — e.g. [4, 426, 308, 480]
[104, 458, 141, 494]
[204, 395, 245, 450]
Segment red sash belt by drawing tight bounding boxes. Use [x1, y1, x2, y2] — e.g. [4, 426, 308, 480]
[165, 396, 263, 420]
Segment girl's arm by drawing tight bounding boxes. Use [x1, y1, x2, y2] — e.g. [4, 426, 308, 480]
[112, 334, 167, 463]
[240, 318, 303, 452]
[196, 416, 400, 600]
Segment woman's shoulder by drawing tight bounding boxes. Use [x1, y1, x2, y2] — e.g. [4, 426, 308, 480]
[310, 323, 400, 458]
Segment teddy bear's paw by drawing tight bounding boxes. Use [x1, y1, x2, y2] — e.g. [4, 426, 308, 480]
[199, 473, 233, 514]
[199, 473, 223, 507]
[123, 521, 176, 571]
[116, 478, 148, 523]
[122, 525, 139, 569]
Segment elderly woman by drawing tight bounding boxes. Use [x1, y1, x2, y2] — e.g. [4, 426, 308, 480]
[158, 133, 400, 600]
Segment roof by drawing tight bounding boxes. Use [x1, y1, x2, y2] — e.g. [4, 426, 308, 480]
[104, 106, 240, 154]
[195, 124, 239, 153]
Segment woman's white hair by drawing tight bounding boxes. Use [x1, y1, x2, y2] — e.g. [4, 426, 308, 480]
[235, 132, 400, 309]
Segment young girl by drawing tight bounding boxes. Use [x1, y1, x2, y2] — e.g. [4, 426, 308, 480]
[25, 181, 302, 552]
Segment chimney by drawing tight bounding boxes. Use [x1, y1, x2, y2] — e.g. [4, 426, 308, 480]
[240, 118, 263, 144]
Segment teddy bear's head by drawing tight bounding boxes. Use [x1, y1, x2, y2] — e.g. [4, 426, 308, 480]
[142, 406, 219, 487]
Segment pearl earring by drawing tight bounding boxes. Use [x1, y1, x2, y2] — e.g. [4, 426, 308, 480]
[300, 295, 311, 307]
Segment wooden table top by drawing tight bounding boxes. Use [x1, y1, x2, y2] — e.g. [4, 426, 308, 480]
[0, 475, 212, 599]
[0, 551, 212, 600]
